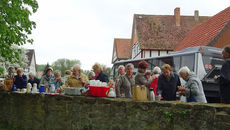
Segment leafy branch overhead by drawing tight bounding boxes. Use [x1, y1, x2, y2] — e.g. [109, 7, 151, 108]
[0, 0, 38, 62]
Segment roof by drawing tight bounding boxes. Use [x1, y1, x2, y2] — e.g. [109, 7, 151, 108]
[26, 49, 35, 66]
[175, 6, 230, 51]
[114, 38, 131, 59]
[134, 14, 209, 50]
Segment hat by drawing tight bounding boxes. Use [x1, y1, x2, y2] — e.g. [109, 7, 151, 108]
[46, 67, 53, 73]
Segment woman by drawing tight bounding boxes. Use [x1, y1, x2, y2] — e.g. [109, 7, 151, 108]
[60, 64, 88, 90]
[135, 60, 152, 87]
[149, 66, 161, 99]
[5, 67, 15, 80]
[40, 67, 55, 88]
[88, 71, 95, 80]
[116, 63, 135, 98]
[54, 70, 64, 89]
[28, 72, 40, 89]
[178, 66, 207, 103]
[13, 68, 27, 90]
[92, 63, 109, 83]
[157, 64, 181, 101]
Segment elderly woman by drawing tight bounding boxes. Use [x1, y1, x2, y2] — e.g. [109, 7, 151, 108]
[60, 64, 88, 90]
[88, 71, 95, 80]
[40, 67, 55, 88]
[149, 66, 161, 98]
[92, 63, 109, 83]
[5, 67, 15, 80]
[178, 66, 207, 103]
[28, 72, 40, 89]
[54, 70, 64, 89]
[135, 60, 152, 87]
[13, 68, 27, 90]
[157, 64, 181, 101]
[116, 63, 135, 98]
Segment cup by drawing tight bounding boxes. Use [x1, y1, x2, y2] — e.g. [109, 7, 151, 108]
[39, 85, 45, 93]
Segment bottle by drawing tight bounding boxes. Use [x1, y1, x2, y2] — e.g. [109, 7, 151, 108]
[12, 84, 17, 91]
[149, 88, 155, 101]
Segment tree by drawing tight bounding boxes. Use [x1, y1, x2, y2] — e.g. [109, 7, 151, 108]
[52, 58, 81, 76]
[0, 0, 38, 63]
[0, 45, 29, 77]
[101, 64, 111, 78]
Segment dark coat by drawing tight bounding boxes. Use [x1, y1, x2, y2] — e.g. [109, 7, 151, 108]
[157, 72, 181, 101]
[28, 77, 40, 89]
[219, 58, 230, 100]
[13, 75, 27, 89]
[96, 71, 109, 83]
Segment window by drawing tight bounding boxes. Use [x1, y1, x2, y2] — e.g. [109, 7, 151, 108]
[181, 54, 195, 72]
[173, 56, 181, 72]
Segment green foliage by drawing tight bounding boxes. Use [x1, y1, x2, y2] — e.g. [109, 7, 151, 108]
[0, 0, 38, 63]
[52, 58, 81, 76]
[164, 111, 174, 122]
[36, 64, 46, 72]
[101, 64, 111, 78]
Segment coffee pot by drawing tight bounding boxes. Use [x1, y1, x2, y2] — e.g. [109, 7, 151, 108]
[26, 83, 32, 93]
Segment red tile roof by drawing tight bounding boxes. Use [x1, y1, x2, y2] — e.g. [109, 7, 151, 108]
[175, 7, 230, 51]
[114, 38, 131, 59]
[134, 14, 209, 50]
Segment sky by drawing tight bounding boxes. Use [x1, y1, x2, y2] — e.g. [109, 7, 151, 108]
[22, 0, 230, 70]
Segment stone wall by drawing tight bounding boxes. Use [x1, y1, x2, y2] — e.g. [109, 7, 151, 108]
[0, 92, 230, 130]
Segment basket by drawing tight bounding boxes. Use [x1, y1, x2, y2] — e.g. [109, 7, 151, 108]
[89, 86, 114, 97]
[64, 87, 85, 96]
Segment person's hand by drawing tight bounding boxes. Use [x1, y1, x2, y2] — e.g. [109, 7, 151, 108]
[56, 88, 61, 93]
[214, 75, 218, 82]
[44, 84, 49, 87]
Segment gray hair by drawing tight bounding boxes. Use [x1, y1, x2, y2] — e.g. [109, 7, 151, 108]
[28, 72, 34, 76]
[72, 64, 81, 71]
[224, 45, 230, 54]
[88, 71, 95, 77]
[125, 63, 134, 69]
[118, 65, 125, 70]
[152, 66, 161, 74]
[54, 70, 61, 76]
[178, 66, 190, 75]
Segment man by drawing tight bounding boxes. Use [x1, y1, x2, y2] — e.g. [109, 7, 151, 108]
[157, 64, 181, 101]
[178, 66, 207, 103]
[216, 45, 230, 104]
[28, 72, 40, 89]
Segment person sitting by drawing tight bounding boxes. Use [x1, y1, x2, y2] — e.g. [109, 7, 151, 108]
[40, 67, 55, 88]
[178, 66, 207, 103]
[5, 67, 15, 80]
[28, 72, 40, 89]
[116, 63, 135, 98]
[54, 70, 64, 89]
[64, 70, 72, 81]
[88, 71, 95, 80]
[92, 63, 109, 83]
[60, 64, 88, 90]
[13, 68, 27, 90]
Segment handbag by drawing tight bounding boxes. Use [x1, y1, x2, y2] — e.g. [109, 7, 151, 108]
[132, 85, 148, 101]
[186, 87, 197, 102]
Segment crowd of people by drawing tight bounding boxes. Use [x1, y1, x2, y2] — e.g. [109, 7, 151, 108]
[1, 45, 230, 104]
[1, 63, 109, 93]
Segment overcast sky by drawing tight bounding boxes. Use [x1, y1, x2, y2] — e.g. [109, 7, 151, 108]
[23, 0, 230, 70]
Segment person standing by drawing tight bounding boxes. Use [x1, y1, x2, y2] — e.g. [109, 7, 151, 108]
[215, 45, 230, 104]
[92, 63, 109, 83]
[149, 66, 161, 99]
[178, 66, 207, 103]
[157, 64, 181, 101]
[116, 63, 135, 98]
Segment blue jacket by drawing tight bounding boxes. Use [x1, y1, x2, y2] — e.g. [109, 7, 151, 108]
[219, 58, 230, 100]
[96, 71, 109, 83]
[13, 75, 27, 89]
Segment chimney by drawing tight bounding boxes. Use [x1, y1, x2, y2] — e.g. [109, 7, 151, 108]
[174, 7, 180, 26]
[194, 10, 199, 21]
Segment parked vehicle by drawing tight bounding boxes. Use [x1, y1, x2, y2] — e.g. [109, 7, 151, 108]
[111, 46, 224, 103]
